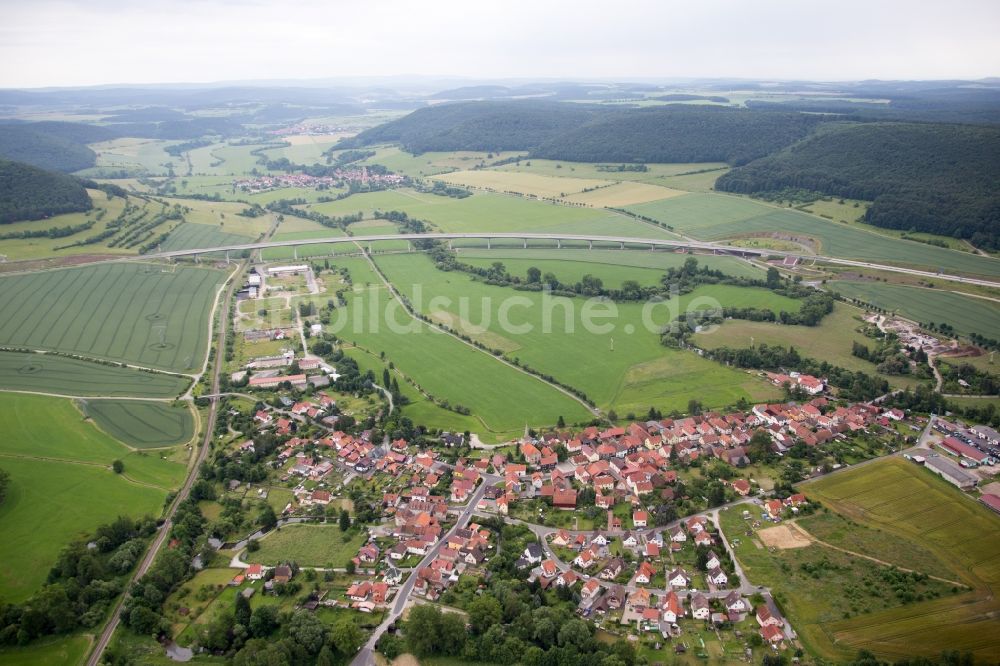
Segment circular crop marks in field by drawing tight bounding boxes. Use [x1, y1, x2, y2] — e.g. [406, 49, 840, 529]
[17, 362, 44, 375]
[145, 313, 166, 322]
[147, 342, 176, 351]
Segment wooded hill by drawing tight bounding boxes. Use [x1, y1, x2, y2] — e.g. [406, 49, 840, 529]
[716, 122, 1000, 250]
[0, 159, 92, 223]
[0, 123, 106, 172]
[341, 101, 821, 164]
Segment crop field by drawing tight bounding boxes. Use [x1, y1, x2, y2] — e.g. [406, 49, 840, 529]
[84, 399, 195, 448]
[626, 193, 1000, 278]
[173, 197, 274, 236]
[0, 393, 183, 601]
[375, 253, 786, 414]
[432, 169, 613, 198]
[492, 159, 728, 184]
[158, 222, 253, 253]
[332, 257, 592, 435]
[561, 181, 686, 207]
[0, 262, 224, 372]
[345, 346, 490, 436]
[0, 350, 190, 397]
[185, 142, 271, 176]
[307, 188, 676, 239]
[828, 281, 1000, 340]
[797, 458, 1000, 660]
[246, 524, 368, 567]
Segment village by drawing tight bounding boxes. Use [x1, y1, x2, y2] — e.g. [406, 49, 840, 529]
[233, 167, 406, 194]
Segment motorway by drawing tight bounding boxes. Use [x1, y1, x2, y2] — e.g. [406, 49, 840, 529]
[135, 231, 1000, 289]
[85, 262, 246, 666]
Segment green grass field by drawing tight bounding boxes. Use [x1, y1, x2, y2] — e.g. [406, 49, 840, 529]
[0, 350, 190, 398]
[374, 253, 784, 415]
[794, 458, 1000, 660]
[83, 399, 196, 448]
[432, 169, 612, 198]
[330, 257, 593, 434]
[828, 281, 1000, 340]
[246, 524, 368, 567]
[626, 193, 1000, 278]
[0, 635, 91, 666]
[0, 393, 184, 601]
[305, 188, 677, 239]
[492, 159, 728, 185]
[457, 248, 764, 287]
[0, 262, 224, 372]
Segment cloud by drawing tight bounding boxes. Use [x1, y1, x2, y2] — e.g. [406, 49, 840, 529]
[0, 0, 998, 87]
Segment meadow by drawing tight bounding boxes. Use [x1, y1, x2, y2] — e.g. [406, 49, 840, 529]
[798, 458, 1000, 660]
[331, 257, 593, 435]
[245, 524, 368, 567]
[354, 146, 524, 178]
[692, 303, 927, 389]
[0, 393, 184, 602]
[492, 159, 728, 184]
[827, 281, 1000, 340]
[0, 635, 91, 666]
[457, 247, 765, 286]
[374, 253, 785, 415]
[0, 262, 224, 372]
[84, 399, 196, 448]
[0, 350, 190, 398]
[626, 193, 1000, 278]
[305, 188, 677, 239]
[85, 137, 187, 177]
[432, 169, 613, 198]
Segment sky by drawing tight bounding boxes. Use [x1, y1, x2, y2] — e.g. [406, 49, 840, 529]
[1, 0, 998, 88]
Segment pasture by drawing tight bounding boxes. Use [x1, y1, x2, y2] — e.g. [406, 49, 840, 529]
[330, 257, 593, 435]
[626, 193, 1000, 278]
[0, 262, 224, 372]
[85, 137, 187, 176]
[799, 457, 1000, 660]
[561, 181, 686, 207]
[0, 350, 190, 398]
[375, 253, 786, 415]
[0, 635, 91, 666]
[492, 159, 728, 185]
[0, 393, 182, 602]
[692, 303, 926, 389]
[245, 524, 368, 567]
[828, 281, 1000, 340]
[84, 399, 196, 448]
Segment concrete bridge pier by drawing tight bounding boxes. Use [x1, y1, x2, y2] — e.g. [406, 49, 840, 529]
[620, 241, 625, 249]
[588, 240, 593, 250]
[293, 247, 298, 260]
[556, 239, 561, 249]
[523, 238, 527, 249]
[487, 238, 491, 249]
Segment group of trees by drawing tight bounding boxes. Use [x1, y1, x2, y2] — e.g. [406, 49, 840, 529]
[0, 515, 156, 645]
[0, 159, 92, 223]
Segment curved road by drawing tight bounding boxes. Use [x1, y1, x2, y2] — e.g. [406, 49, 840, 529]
[85, 261, 246, 666]
[134, 232, 1000, 289]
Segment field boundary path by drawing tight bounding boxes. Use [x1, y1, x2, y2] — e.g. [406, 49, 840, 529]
[786, 521, 965, 587]
[356, 243, 600, 418]
[85, 260, 246, 666]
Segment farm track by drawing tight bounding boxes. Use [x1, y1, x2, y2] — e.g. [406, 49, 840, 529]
[356, 242, 600, 418]
[85, 259, 245, 666]
[788, 521, 965, 587]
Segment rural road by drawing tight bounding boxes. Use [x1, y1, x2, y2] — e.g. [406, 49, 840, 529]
[85, 260, 246, 666]
[132, 232, 1000, 289]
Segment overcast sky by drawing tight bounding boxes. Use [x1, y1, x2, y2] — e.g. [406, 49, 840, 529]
[1, 0, 998, 88]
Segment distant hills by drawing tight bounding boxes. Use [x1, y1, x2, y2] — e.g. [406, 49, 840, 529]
[0, 159, 92, 224]
[0, 123, 103, 172]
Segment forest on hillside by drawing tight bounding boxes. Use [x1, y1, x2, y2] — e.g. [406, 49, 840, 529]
[0, 159, 92, 223]
[716, 122, 1000, 249]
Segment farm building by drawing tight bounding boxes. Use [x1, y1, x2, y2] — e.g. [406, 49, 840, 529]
[268, 264, 308, 275]
[979, 494, 1000, 516]
[923, 456, 978, 489]
[249, 374, 308, 389]
[939, 437, 990, 464]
